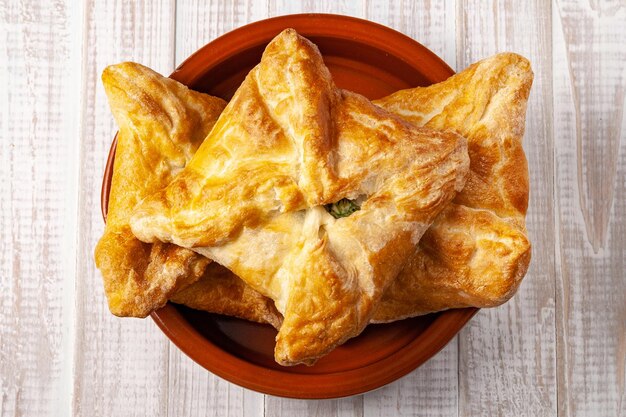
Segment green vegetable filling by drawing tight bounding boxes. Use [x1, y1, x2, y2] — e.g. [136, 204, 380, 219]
[325, 198, 360, 219]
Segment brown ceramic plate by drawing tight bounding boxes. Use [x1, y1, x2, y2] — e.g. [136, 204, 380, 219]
[101, 14, 477, 399]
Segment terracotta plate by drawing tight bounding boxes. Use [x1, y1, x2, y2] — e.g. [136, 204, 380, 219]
[101, 14, 478, 399]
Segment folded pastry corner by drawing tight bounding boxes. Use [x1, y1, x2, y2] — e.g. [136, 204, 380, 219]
[371, 204, 531, 322]
[94, 62, 227, 317]
[170, 262, 283, 329]
[371, 52, 533, 321]
[130, 29, 469, 365]
[96, 228, 211, 317]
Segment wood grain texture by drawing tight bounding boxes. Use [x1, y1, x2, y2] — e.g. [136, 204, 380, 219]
[363, 343, 459, 417]
[553, 1, 626, 416]
[73, 1, 175, 416]
[175, 0, 268, 65]
[0, 0, 80, 415]
[3, 0, 625, 415]
[457, 1, 557, 416]
[167, 349, 264, 417]
[363, 0, 457, 70]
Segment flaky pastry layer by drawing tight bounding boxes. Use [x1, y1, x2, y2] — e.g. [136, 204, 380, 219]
[130, 29, 469, 365]
[175, 52, 533, 325]
[95, 62, 261, 319]
[372, 52, 532, 321]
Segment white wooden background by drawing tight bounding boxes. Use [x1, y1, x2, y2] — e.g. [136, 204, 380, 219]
[1, 0, 624, 416]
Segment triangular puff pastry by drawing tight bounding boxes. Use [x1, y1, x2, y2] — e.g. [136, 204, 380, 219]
[175, 53, 533, 325]
[130, 29, 469, 365]
[371, 52, 532, 320]
[95, 62, 280, 323]
[92, 63, 279, 326]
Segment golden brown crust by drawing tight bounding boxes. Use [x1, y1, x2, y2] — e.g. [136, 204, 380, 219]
[176, 53, 534, 324]
[97, 48, 532, 361]
[371, 52, 533, 321]
[373, 52, 532, 221]
[130, 29, 469, 365]
[170, 263, 283, 329]
[371, 204, 531, 321]
[94, 62, 226, 317]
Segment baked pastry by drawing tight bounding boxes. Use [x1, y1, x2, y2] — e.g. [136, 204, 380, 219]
[129, 29, 469, 365]
[94, 62, 227, 317]
[371, 52, 532, 321]
[95, 63, 294, 325]
[175, 53, 533, 324]
[96, 43, 530, 358]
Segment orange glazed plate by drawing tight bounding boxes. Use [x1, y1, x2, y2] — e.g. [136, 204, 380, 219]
[101, 14, 478, 399]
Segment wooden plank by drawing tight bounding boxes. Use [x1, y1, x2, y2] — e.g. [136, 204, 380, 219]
[362, 1, 459, 416]
[265, 393, 362, 415]
[364, 343, 459, 417]
[266, 0, 363, 17]
[553, 1, 626, 416]
[167, 349, 264, 417]
[0, 0, 81, 415]
[457, 1, 557, 416]
[176, 0, 267, 65]
[363, 0, 457, 70]
[73, 1, 176, 416]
